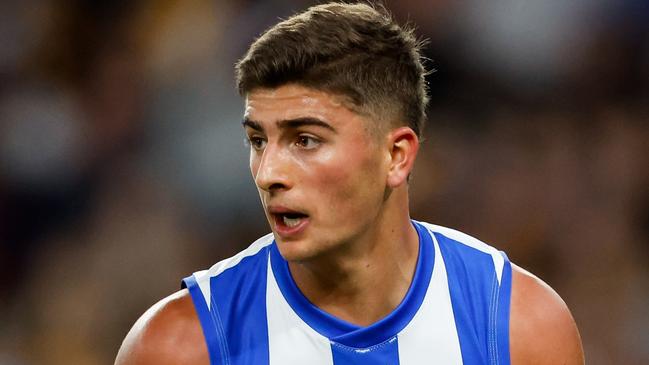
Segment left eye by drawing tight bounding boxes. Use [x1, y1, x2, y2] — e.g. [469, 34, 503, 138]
[296, 135, 320, 149]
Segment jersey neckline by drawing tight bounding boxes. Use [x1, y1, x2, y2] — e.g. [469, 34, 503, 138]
[269, 220, 435, 349]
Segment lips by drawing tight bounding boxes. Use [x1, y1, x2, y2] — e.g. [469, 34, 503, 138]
[268, 206, 310, 237]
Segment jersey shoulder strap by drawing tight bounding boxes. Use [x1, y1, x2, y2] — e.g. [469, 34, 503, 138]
[182, 233, 274, 365]
[420, 222, 512, 365]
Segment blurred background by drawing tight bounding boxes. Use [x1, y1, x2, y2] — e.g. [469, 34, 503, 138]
[0, 0, 647, 364]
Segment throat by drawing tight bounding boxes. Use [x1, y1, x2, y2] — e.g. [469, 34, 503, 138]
[288, 246, 419, 327]
[316, 290, 403, 327]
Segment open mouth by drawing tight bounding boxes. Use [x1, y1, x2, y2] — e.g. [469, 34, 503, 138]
[275, 212, 308, 228]
[267, 205, 310, 236]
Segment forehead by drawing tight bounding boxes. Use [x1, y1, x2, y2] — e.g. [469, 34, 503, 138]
[244, 84, 366, 127]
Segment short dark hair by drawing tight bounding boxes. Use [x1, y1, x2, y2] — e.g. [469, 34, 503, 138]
[235, 2, 429, 137]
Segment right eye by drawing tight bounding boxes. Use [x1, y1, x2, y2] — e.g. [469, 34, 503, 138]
[247, 136, 267, 151]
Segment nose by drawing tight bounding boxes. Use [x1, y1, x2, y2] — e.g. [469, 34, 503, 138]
[254, 143, 292, 193]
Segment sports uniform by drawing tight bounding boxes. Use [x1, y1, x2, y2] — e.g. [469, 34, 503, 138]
[182, 221, 512, 365]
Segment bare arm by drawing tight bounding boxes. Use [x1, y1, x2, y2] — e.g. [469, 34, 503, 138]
[510, 264, 585, 365]
[115, 290, 209, 365]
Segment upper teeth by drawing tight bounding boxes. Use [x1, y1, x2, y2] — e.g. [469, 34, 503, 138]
[283, 216, 301, 227]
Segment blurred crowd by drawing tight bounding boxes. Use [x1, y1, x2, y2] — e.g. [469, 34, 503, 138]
[0, 1, 647, 364]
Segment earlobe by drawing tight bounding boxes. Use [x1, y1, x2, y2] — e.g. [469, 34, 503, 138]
[386, 127, 419, 188]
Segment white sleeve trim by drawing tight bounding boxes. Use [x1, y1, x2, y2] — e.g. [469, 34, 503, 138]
[193, 232, 275, 309]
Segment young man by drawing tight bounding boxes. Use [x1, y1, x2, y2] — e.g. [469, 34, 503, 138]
[116, 3, 584, 364]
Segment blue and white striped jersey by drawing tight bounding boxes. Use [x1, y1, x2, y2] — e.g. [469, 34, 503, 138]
[182, 220, 512, 365]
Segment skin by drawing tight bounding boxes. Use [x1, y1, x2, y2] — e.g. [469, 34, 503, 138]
[115, 84, 584, 365]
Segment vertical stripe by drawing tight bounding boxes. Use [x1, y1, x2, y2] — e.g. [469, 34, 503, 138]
[436, 231, 502, 364]
[331, 337, 400, 365]
[397, 229, 463, 365]
[182, 275, 223, 365]
[209, 249, 271, 364]
[266, 255, 334, 365]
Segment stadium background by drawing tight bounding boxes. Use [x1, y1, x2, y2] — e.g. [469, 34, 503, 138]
[0, 1, 647, 364]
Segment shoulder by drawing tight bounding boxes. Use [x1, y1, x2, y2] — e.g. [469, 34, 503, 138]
[510, 264, 584, 365]
[114, 289, 209, 365]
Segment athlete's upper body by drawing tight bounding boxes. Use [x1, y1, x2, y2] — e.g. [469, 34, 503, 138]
[115, 3, 583, 364]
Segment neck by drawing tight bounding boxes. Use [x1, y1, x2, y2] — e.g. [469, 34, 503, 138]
[287, 190, 419, 327]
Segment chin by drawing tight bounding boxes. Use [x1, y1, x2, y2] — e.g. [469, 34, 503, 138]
[274, 237, 322, 263]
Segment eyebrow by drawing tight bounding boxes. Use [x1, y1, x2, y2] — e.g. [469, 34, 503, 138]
[242, 117, 337, 133]
[242, 118, 263, 131]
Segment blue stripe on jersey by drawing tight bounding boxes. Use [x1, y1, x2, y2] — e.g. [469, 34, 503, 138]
[182, 275, 223, 365]
[183, 247, 271, 365]
[495, 253, 512, 365]
[330, 336, 400, 365]
[269, 221, 434, 349]
[435, 232, 512, 365]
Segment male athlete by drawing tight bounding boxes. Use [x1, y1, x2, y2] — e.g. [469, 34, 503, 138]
[116, 3, 584, 364]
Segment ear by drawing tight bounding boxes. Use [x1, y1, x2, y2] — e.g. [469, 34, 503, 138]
[386, 126, 419, 188]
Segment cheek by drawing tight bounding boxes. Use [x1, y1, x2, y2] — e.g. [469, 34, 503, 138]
[309, 144, 384, 208]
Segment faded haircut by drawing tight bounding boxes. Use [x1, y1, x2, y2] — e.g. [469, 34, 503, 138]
[235, 2, 429, 137]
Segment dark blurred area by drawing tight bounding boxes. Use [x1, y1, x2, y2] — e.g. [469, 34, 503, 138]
[0, 1, 647, 364]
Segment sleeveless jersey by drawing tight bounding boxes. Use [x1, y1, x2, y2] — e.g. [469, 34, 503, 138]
[182, 220, 513, 365]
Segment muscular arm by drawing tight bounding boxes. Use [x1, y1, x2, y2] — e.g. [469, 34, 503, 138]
[510, 264, 585, 365]
[115, 290, 209, 365]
